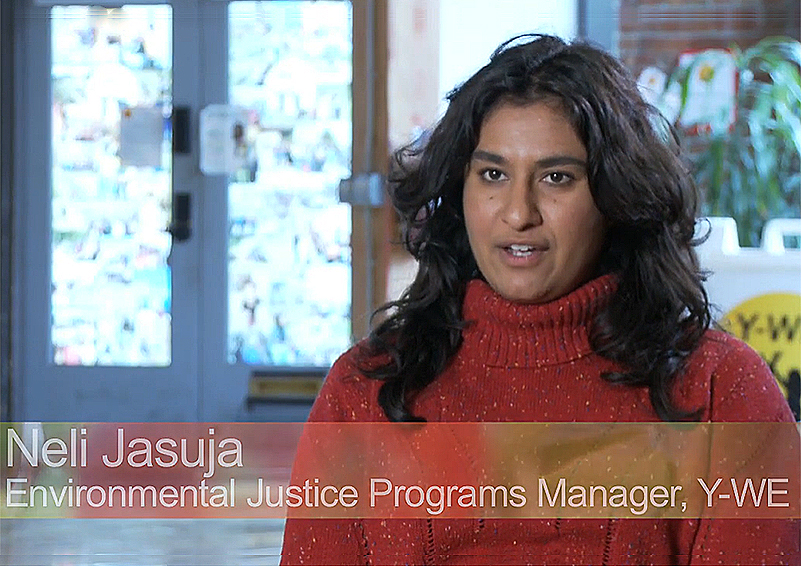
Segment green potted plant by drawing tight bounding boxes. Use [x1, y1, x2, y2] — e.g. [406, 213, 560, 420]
[656, 37, 801, 247]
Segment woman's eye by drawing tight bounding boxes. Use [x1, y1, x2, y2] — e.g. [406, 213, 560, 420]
[481, 169, 506, 182]
[544, 172, 572, 184]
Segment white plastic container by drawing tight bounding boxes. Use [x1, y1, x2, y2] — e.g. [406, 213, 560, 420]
[695, 217, 800, 416]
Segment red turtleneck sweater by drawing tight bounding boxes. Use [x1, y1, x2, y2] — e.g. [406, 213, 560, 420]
[281, 276, 799, 565]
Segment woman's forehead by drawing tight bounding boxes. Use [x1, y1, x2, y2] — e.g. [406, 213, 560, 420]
[475, 101, 585, 155]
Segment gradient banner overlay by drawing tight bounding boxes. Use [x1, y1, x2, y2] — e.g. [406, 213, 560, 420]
[2, 423, 798, 519]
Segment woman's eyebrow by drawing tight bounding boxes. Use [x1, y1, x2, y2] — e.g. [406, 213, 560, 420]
[471, 150, 586, 169]
[471, 150, 508, 165]
[537, 156, 587, 169]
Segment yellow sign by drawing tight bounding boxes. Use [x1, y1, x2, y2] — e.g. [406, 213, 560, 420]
[721, 293, 800, 417]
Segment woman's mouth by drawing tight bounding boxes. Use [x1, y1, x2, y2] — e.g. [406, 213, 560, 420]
[505, 244, 536, 257]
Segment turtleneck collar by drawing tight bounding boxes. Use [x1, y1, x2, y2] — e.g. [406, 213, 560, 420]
[460, 273, 618, 368]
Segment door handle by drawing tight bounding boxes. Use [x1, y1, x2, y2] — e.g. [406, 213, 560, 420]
[172, 106, 191, 154]
[169, 192, 191, 242]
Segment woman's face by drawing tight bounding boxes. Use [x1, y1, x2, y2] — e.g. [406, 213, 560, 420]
[463, 101, 607, 304]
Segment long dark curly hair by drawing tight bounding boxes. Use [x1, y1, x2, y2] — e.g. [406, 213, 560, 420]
[358, 34, 711, 422]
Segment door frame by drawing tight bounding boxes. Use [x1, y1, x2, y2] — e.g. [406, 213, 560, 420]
[1, 0, 14, 424]
[11, 0, 390, 422]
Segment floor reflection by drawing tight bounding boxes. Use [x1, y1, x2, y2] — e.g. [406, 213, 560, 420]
[0, 519, 285, 566]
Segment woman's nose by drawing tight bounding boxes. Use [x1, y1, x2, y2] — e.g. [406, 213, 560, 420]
[501, 181, 541, 231]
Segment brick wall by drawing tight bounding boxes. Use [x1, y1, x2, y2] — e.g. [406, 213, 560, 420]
[619, 0, 800, 77]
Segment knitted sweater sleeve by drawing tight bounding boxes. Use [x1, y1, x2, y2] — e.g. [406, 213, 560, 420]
[280, 351, 371, 566]
[686, 338, 800, 566]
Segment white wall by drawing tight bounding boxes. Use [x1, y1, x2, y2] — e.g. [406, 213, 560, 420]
[388, 0, 440, 149]
[438, 0, 578, 107]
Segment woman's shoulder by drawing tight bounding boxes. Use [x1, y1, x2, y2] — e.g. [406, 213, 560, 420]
[692, 327, 763, 361]
[679, 329, 793, 422]
[307, 341, 387, 423]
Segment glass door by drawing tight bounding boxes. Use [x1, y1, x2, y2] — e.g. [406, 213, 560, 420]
[15, 0, 201, 421]
[14, 0, 358, 421]
[226, 1, 352, 368]
[49, 5, 174, 368]
[198, 0, 355, 421]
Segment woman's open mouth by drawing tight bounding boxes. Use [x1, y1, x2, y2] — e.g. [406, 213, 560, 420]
[505, 244, 537, 257]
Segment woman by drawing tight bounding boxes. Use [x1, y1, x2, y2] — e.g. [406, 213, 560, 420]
[281, 34, 798, 565]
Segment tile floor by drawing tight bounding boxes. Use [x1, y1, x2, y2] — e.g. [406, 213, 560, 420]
[0, 519, 286, 566]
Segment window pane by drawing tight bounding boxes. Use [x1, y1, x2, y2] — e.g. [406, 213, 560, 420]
[228, 1, 352, 367]
[51, 5, 172, 366]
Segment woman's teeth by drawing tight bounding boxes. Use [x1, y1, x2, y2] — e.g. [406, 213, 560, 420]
[507, 245, 535, 257]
